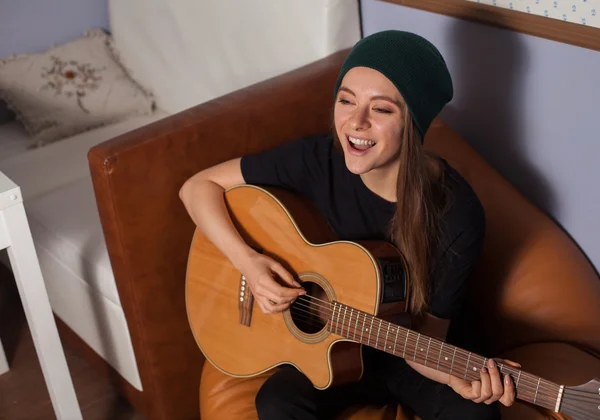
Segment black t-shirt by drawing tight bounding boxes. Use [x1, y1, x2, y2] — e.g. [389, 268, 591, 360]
[240, 134, 485, 320]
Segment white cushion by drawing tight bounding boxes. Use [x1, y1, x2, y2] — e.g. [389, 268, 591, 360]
[0, 111, 168, 201]
[109, 0, 360, 114]
[26, 176, 119, 305]
[0, 121, 35, 162]
[0, 30, 155, 147]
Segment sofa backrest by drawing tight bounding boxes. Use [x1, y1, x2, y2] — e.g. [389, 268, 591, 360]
[108, 0, 361, 114]
[425, 120, 600, 357]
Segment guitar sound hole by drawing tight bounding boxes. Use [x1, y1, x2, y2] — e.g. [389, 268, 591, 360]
[289, 282, 329, 334]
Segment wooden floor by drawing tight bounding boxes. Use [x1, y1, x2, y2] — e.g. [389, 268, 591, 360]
[0, 262, 144, 420]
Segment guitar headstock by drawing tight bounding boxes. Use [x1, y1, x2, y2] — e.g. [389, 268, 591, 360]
[560, 378, 600, 420]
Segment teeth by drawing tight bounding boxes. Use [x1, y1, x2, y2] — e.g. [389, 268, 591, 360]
[349, 136, 376, 147]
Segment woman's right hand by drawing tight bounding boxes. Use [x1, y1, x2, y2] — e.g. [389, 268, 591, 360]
[179, 158, 305, 314]
[240, 252, 306, 314]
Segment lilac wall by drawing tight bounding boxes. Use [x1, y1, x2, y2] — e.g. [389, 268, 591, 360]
[0, 0, 109, 59]
[362, 0, 600, 274]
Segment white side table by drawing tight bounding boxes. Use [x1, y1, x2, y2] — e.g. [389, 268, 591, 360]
[0, 171, 82, 420]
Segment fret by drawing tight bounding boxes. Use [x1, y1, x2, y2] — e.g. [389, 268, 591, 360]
[385, 322, 391, 352]
[393, 326, 399, 355]
[402, 330, 409, 358]
[337, 304, 343, 335]
[336, 305, 342, 334]
[449, 347, 457, 376]
[369, 317, 374, 346]
[437, 342, 444, 370]
[342, 307, 348, 337]
[413, 333, 420, 361]
[361, 313, 366, 344]
[424, 338, 431, 366]
[329, 302, 337, 334]
[464, 352, 472, 379]
[376, 319, 382, 349]
[516, 370, 522, 388]
[347, 308, 353, 340]
[534, 378, 541, 404]
[353, 309, 359, 341]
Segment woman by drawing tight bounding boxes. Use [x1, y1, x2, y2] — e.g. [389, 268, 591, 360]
[180, 30, 517, 420]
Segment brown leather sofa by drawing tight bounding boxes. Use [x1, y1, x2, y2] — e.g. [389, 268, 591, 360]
[88, 49, 600, 420]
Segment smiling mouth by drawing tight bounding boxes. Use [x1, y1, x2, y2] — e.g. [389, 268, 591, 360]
[347, 135, 376, 151]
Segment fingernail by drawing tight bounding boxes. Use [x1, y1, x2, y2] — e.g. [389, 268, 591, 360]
[504, 375, 510, 385]
[481, 367, 487, 373]
[488, 359, 495, 368]
[299, 290, 307, 295]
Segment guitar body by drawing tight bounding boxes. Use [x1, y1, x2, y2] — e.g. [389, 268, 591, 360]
[185, 185, 407, 389]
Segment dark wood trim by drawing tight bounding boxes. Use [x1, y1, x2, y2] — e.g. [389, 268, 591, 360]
[378, 0, 600, 52]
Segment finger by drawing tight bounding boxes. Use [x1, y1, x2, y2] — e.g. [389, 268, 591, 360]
[474, 367, 491, 403]
[486, 359, 504, 404]
[257, 300, 270, 314]
[469, 379, 482, 401]
[259, 287, 296, 305]
[253, 284, 291, 307]
[256, 275, 305, 300]
[261, 297, 291, 314]
[271, 262, 302, 288]
[262, 280, 306, 302]
[499, 374, 516, 407]
[503, 359, 522, 368]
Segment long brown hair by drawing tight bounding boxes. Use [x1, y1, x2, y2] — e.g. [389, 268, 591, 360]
[390, 108, 448, 314]
[332, 105, 449, 315]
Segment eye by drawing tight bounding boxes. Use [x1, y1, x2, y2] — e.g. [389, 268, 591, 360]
[373, 107, 392, 114]
[338, 98, 352, 105]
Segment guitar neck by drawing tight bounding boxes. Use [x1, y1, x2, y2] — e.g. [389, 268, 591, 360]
[328, 302, 561, 411]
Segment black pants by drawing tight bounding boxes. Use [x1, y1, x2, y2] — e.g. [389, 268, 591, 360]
[255, 347, 501, 420]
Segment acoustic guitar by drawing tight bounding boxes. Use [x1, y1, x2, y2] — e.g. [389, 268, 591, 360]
[185, 184, 600, 420]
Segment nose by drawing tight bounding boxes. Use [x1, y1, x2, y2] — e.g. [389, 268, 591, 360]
[349, 106, 370, 131]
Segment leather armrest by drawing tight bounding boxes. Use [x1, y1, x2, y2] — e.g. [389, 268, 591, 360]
[87, 48, 349, 419]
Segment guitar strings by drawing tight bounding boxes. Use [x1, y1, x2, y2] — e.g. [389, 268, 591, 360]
[262, 295, 600, 418]
[286, 302, 567, 407]
[249, 284, 598, 413]
[554, 401, 600, 420]
[286, 300, 566, 405]
[294, 294, 598, 405]
[288, 295, 595, 405]
[288, 301, 600, 412]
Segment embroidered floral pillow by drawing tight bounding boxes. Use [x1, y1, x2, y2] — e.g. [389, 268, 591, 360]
[0, 29, 155, 147]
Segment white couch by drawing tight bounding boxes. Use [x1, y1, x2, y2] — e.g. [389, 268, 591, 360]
[0, 0, 360, 412]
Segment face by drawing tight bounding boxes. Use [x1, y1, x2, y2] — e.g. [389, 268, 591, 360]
[334, 66, 405, 176]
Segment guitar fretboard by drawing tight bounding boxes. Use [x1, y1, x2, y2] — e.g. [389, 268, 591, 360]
[328, 302, 560, 410]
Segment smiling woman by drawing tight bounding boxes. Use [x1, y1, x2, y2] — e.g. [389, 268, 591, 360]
[179, 29, 518, 420]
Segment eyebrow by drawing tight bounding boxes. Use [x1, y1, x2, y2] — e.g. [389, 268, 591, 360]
[338, 86, 402, 108]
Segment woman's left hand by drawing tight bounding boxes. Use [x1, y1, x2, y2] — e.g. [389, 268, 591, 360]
[449, 358, 521, 406]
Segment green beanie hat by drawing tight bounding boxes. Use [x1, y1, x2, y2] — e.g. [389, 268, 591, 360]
[334, 30, 453, 139]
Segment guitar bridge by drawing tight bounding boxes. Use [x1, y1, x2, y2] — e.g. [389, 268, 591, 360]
[239, 275, 254, 327]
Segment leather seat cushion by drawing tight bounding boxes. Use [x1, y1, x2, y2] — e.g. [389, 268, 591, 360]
[199, 361, 415, 420]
